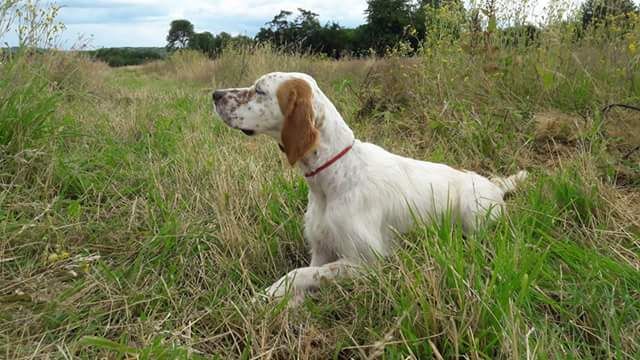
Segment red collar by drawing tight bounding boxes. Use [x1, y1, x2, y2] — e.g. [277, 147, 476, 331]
[304, 141, 354, 178]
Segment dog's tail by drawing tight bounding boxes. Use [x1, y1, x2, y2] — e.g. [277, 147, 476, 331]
[491, 170, 528, 194]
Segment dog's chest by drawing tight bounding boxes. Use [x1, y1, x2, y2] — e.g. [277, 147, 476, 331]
[303, 191, 329, 241]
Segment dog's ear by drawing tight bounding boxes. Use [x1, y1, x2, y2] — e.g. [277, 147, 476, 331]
[277, 79, 319, 166]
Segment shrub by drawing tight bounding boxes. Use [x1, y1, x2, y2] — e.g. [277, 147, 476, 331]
[91, 47, 166, 67]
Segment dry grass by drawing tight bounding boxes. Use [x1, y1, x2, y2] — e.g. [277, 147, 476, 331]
[140, 50, 217, 85]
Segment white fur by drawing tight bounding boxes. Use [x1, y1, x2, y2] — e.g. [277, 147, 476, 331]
[214, 72, 527, 303]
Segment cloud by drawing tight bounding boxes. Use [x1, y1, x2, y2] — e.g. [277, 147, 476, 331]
[4, 0, 619, 48]
[49, 0, 368, 48]
[59, 6, 165, 25]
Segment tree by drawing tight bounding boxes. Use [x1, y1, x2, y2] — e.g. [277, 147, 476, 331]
[228, 34, 254, 48]
[364, 0, 416, 54]
[581, 0, 638, 30]
[295, 8, 322, 46]
[256, 10, 294, 46]
[254, 5, 444, 57]
[216, 31, 232, 50]
[316, 22, 352, 58]
[189, 31, 215, 55]
[166, 19, 194, 51]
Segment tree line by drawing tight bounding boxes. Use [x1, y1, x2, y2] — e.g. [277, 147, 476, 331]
[95, 0, 639, 66]
[174, 0, 639, 57]
[171, 0, 456, 58]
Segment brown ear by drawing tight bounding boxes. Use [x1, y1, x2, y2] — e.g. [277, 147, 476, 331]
[277, 79, 319, 165]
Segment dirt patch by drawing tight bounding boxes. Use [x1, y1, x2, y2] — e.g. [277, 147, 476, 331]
[533, 110, 586, 143]
[603, 106, 640, 146]
[530, 110, 640, 188]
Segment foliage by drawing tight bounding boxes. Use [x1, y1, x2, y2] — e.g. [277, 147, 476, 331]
[188, 31, 215, 55]
[421, 0, 467, 47]
[0, 0, 20, 39]
[256, 9, 324, 53]
[1, 0, 65, 48]
[166, 0, 640, 59]
[163, 18, 254, 59]
[166, 19, 194, 51]
[500, 24, 540, 47]
[188, 31, 253, 58]
[581, 0, 638, 30]
[365, 0, 418, 54]
[253, 0, 465, 57]
[90, 47, 165, 67]
[252, 3, 425, 57]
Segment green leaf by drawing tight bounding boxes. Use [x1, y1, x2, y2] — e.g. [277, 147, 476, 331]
[79, 336, 139, 355]
[67, 200, 82, 219]
[488, 15, 497, 33]
[536, 64, 555, 90]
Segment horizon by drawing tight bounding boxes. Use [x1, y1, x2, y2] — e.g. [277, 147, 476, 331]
[3, 0, 368, 49]
[2, 0, 638, 49]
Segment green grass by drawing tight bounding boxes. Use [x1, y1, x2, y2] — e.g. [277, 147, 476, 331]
[1, 40, 639, 359]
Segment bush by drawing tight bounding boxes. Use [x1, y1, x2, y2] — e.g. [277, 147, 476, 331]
[90, 47, 166, 67]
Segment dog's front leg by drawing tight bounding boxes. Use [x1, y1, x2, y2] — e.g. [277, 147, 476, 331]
[260, 259, 358, 305]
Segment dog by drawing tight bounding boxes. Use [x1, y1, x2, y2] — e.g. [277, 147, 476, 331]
[213, 72, 527, 303]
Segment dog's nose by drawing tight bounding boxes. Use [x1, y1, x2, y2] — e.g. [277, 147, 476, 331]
[213, 90, 225, 102]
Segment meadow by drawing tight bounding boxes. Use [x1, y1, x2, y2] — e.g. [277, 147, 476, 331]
[2, 25, 640, 359]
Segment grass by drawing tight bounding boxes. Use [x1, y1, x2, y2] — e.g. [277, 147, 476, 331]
[1, 35, 639, 359]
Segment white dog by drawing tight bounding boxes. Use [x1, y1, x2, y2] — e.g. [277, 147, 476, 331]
[213, 72, 527, 303]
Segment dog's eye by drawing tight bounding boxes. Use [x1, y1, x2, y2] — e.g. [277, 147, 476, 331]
[255, 88, 266, 95]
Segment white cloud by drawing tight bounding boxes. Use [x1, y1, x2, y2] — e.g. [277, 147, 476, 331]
[63, 21, 169, 48]
[81, 0, 367, 22]
[13, 0, 630, 48]
[48, 0, 368, 47]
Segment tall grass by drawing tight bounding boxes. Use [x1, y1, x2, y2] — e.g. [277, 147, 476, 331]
[140, 50, 217, 85]
[1, 5, 640, 359]
[0, 56, 58, 154]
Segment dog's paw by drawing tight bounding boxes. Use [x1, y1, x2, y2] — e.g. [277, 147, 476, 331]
[264, 278, 288, 299]
[250, 280, 286, 305]
[251, 279, 305, 307]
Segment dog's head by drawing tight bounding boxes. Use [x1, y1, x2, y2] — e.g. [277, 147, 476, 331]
[213, 72, 320, 165]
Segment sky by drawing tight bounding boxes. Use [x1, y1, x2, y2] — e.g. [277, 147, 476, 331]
[5, 0, 636, 49]
[3, 0, 370, 49]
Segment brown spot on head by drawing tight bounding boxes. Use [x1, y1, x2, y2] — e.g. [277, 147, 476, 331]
[223, 89, 256, 114]
[277, 79, 319, 165]
[237, 88, 255, 103]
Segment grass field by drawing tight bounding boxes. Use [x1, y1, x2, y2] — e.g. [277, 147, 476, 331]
[1, 34, 640, 358]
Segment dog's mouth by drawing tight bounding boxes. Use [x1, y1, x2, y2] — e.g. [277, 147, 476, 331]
[215, 113, 255, 136]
